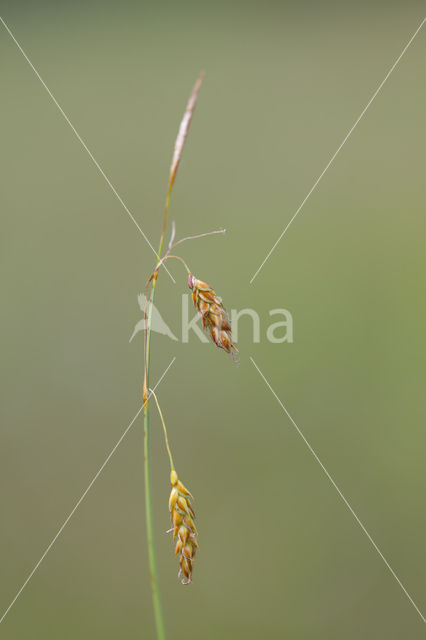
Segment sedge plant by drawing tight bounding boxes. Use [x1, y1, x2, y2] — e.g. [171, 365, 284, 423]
[141, 74, 237, 640]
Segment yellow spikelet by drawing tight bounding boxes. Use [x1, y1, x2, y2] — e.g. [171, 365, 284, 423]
[188, 274, 238, 360]
[169, 469, 198, 584]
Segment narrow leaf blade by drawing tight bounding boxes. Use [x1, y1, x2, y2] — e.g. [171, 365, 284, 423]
[169, 72, 205, 192]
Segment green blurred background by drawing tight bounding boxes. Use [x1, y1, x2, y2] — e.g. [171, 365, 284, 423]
[1, 1, 425, 638]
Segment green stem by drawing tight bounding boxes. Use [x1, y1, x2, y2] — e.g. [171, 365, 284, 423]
[149, 388, 175, 471]
[142, 72, 204, 632]
[143, 392, 165, 640]
[158, 187, 171, 260]
[142, 185, 172, 640]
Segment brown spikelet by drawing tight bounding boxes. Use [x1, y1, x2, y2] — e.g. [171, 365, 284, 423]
[169, 470, 198, 584]
[188, 274, 238, 360]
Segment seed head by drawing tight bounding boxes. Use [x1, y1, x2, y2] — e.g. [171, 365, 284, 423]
[169, 470, 198, 584]
[188, 274, 238, 360]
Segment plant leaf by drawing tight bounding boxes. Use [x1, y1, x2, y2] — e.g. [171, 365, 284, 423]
[169, 72, 205, 192]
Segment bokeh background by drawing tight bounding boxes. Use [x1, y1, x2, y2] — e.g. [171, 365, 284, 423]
[1, 1, 425, 638]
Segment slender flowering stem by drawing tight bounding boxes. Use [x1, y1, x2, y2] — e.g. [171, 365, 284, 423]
[154, 254, 191, 276]
[149, 389, 175, 471]
[143, 243, 167, 640]
[142, 72, 204, 640]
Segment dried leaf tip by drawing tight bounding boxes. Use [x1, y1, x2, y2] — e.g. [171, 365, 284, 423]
[188, 274, 239, 361]
[169, 470, 198, 585]
[169, 72, 205, 191]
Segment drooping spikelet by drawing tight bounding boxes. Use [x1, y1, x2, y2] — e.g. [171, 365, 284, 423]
[188, 274, 238, 359]
[168, 470, 198, 584]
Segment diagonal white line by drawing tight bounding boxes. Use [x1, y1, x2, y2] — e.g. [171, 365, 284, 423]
[0, 356, 176, 626]
[249, 17, 426, 284]
[250, 356, 426, 624]
[0, 15, 176, 283]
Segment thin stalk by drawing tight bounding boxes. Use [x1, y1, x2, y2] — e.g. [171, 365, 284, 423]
[142, 73, 204, 640]
[149, 388, 175, 471]
[154, 254, 191, 276]
[143, 388, 165, 640]
[151, 228, 226, 280]
[158, 187, 172, 260]
[142, 193, 171, 640]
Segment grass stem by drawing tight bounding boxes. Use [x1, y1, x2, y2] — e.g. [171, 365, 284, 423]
[149, 388, 175, 471]
[141, 73, 204, 638]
